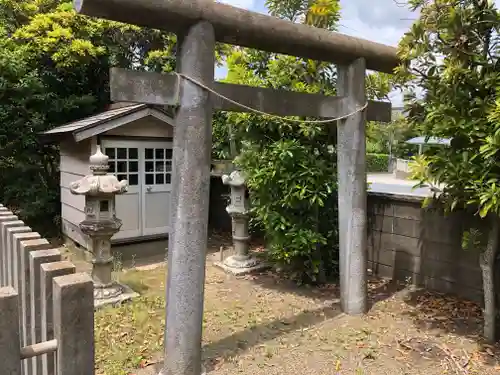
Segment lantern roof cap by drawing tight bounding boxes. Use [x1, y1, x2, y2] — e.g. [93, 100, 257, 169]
[69, 146, 128, 196]
[222, 170, 245, 187]
[89, 145, 110, 175]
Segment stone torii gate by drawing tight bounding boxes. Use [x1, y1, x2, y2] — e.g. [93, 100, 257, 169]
[74, 1, 399, 374]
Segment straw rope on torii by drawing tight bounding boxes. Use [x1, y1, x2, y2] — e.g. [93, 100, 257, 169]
[73, 1, 399, 375]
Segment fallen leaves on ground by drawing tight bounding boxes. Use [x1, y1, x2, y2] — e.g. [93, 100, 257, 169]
[410, 291, 482, 321]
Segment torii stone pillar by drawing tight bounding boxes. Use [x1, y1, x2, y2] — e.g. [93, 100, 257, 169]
[337, 59, 368, 315]
[162, 21, 215, 375]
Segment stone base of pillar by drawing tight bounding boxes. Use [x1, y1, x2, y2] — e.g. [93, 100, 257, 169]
[214, 254, 269, 276]
[93, 282, 139, 309]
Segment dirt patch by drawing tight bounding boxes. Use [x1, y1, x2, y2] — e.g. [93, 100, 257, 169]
[63, 235, 500, 375]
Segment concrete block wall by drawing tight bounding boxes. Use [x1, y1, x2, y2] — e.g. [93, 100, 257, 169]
[368, 194, 484, 302]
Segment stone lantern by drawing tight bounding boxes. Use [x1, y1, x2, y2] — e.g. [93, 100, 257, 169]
[70, 145, 130, 304]
[215, 170, 266, 274]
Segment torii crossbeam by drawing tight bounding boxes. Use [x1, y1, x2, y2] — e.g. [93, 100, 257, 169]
[109, 68, 392, 122]
[74, 1, 399, 375]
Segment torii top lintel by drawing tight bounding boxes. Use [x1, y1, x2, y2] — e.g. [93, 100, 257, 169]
[74, 0, 400, 74]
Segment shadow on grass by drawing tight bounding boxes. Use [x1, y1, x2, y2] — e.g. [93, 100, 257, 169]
[201, 277, 404, 372]
[247, 268, 407, 308]
[142, 272, 405, 374]
[144, 302, 345, 375]
[202, 301, 341, 372]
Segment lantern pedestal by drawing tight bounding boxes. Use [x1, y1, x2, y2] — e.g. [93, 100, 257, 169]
[215, 256, 268, 276]
[79, 219, 138, 308]
[214, 171, 268, 275]
[70, 145, 139, 308]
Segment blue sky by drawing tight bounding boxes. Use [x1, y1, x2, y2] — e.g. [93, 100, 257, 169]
[215, 0, 499, 107]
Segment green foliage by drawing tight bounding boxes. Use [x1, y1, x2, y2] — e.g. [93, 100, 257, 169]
[366, 117, 417, 158]
[461, 227, 484, 251]
[212, 0, 343, 282]
[227, 105, 340, 282]
[408, 155, 431, 182]
[366, 153, 390, 173]
[398, 0, 500, 219]
[237, 140, 338, 282]
[266, 0, 340, 31]
[366, 73, 393, 101]
[212, 112, 233, 160]
[0, 33, 60, 233]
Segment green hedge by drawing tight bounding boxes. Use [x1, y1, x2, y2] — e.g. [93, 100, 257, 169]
[366, 153, 390, 172]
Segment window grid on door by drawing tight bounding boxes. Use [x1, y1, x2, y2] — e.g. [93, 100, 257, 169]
[145, 147, 173, 185]
[105, 147, 139, 186]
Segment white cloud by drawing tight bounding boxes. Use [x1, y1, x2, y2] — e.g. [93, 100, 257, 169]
[339, 0, 500, 105]
[339, 0, 415, 46]
[216, 0, 256, 9]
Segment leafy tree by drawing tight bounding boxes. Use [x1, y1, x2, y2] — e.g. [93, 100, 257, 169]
[0, 31, 59, 233]
[212, 0, 393, 282]
[397, 0, 500, 341]
[0, 0, 179, 234]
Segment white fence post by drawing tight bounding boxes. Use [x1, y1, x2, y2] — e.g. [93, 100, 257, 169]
[20, 238, 51, 373]
[53, 273, 95, 375]
[41, 261, 76, 375]
[7, 226, 32, 291]
[0, 214, 19, 286]
[0, 286, 22, 375]
[30, 249, 62, 375]
[2, 219, 23, 286]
